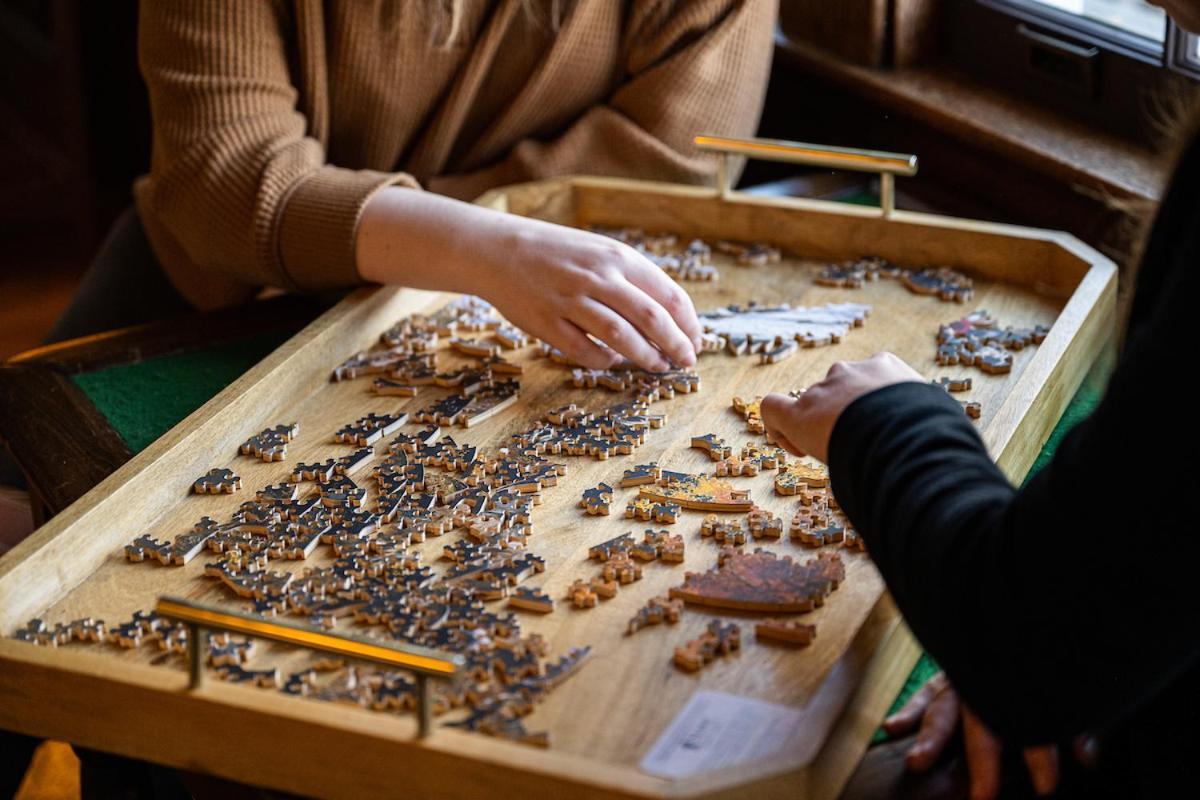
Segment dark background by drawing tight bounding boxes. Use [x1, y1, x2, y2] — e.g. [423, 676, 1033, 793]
[1, 0, 146, 356]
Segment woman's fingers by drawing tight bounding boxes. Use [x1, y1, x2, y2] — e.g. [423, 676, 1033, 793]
[573, 298, 672, 372]
[906, 685, 960, 772]
[548, 318, 622, 370]
[621, 258, 705, 354]
[962, 707, 1003, 800]
[760, 393, 806, 456]
[887, 675, 1062, 799]
[768, 425, 806, 458]
[762, 390, 832, 460]
[759, 393, 795, 423]
[884, 671, 948, 736]
[592, 279, 697, 369]
[1023, 746, 1060, 796]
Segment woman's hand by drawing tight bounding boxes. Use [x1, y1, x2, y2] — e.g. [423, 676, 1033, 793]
[884, 672, 1064, 800]
[357, 187, 702, 372]
[470, 218, 703, 372]
[760, 352, 923, 463]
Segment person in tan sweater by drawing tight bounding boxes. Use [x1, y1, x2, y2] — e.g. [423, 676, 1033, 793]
[130, 0, 777, 371]
[3, 3, 775, 794]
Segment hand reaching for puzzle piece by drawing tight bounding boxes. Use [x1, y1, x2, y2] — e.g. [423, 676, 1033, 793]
[761, 352, 923, 463]
[357, 188, 702, 372]
[883, 671, 1093, 800]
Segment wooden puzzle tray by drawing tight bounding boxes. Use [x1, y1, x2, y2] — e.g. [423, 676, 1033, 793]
[0, 162, 1115, 799]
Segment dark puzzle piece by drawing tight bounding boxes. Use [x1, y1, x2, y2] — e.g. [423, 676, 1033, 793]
[193, 468, 242, 495]
[239, 422, 299, 462]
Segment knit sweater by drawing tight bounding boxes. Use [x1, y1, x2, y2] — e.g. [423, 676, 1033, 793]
[134, 0, 777, 308]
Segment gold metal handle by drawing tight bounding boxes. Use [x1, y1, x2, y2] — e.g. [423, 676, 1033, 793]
[157, 596, 463, 737]
[694, 134, 919, 217]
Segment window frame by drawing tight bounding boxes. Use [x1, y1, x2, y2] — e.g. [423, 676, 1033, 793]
[978, 0, 1167, 65]
[1167, 22, 1200, 79]
[941, 1, 1197, 146]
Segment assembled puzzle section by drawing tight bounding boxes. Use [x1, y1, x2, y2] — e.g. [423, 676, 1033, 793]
[670, 549, 846, 613]
[698, 302, 870, 360]
[638, 472, 754, 513]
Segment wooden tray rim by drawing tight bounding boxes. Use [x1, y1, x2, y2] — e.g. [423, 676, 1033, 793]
[0, 175, 1118, 798]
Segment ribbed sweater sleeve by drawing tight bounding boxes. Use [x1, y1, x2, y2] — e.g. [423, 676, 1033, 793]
[136, 1, 418, 292]
[428, 0, 777, 201]
[827, 202, 1200, 745]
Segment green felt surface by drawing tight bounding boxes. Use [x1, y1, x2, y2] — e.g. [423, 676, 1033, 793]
[73, 335, 1108, 742]
[72, 330, 293, 453]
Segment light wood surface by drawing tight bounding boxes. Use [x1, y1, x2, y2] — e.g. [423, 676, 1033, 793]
[0, 175, 1116, 799]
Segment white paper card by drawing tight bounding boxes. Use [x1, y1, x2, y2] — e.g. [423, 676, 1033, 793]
[639, 690, 806, 780]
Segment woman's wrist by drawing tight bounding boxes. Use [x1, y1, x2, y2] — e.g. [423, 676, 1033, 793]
[356, 186, 489, 294]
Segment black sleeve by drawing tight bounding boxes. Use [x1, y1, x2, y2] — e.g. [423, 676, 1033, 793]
[828, 230, 1200, 744]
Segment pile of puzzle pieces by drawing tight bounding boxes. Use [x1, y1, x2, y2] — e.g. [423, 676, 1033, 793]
[673, 619, 741, 672]
[816, 256, 973, 303]
[102, 297, 664, 746]
[20, 254, 895, 747]
[715, 441, 787, 477]
[786, 485, 864, 551]
[590, 227, 784, 282]
[573, 530, 685, 609]
[12, 612, 272, 682]
[627, 595, 684, 635]
[936, 310, 1050, 374]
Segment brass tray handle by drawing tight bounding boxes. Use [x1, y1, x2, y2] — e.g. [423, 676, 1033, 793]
[157, 596, 464, 738]
[694, 134, 919, 218]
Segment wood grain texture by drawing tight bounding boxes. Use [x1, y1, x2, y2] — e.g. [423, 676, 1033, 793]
[0, 175, 1115, 799]
[778, 0, 889, 67]
[0, 365, 132, 513]
[892, 0, 942, 68]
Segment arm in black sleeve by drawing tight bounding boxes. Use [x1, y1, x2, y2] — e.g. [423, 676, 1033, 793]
[828, 229, 1200, 744]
